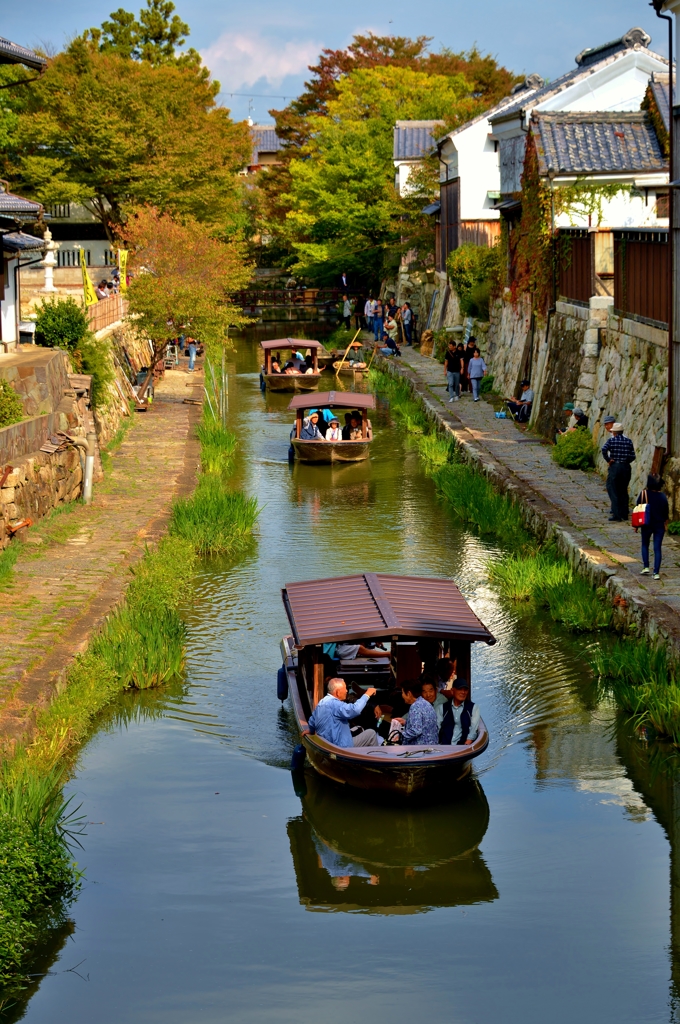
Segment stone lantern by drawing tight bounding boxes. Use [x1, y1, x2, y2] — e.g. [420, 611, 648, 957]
[40, 226, 60, 293]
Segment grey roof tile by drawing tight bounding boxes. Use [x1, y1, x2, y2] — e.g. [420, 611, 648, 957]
[491, 33, 666, 127]
[393, 121, 444, 160]
[0, 36, 46, 71]
[532, 111, 666, 176]
[250, 125, 284, 165]
[1, 231, 44, 252]
[0, 189, 42, 216]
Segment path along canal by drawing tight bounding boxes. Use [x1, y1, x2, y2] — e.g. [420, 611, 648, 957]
[11, 328, 680, 1023]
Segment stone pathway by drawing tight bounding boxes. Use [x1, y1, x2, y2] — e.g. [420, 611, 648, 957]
[0, 361, 201, 747]
[391, 345, 680, 634]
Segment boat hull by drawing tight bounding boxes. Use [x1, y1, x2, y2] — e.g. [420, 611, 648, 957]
[263, 373, 322, 393]
[286, 661, 488, 797]
[292, 439, 371, 463]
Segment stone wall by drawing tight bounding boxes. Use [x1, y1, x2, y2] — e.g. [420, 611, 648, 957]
[0, 448, 83, 550]
[0, 349, 72, 418]
[484, 291, 669, 498]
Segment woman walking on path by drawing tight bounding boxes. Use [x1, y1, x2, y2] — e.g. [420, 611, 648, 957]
[635, 474, 669, 581]
[467, 348, 487, 402]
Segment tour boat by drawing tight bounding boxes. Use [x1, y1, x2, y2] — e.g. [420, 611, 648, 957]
[278, 573, 494, 796]
[260, 338, 324, 392]
[288, 392, 375, 463]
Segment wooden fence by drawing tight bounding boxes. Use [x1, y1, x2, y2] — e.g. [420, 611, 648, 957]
[557, 229, 592, 304]
[234, 288, 341, 310]
[87, 294, 128, 332]
[614, 229, 669, 325]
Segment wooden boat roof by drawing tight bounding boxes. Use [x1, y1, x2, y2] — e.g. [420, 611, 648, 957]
[287, 391, 376, 411]
[282, 573, 496, 647]
[260, 338, 324, 351]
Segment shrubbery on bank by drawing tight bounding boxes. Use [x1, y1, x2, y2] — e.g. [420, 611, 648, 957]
[372, 364, 680, 746]
[0, 407, 258, 991]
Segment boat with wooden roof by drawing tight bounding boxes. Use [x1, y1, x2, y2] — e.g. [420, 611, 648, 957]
[260, 338, 324, 392]
[278, 573, 495, 796]
[288, 392, 375, 463]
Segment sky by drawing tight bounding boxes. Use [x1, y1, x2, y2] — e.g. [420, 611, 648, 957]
[3, 1, 669, 124]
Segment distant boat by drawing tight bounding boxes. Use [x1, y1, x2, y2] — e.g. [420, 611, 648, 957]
[288, 391, 375, 463]
[260, 338, 324, 392]
[279, 572, 495, 796]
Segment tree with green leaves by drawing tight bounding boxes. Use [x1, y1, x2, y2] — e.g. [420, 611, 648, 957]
[95, 0, 196, 66]
[120, 207, 252, 396]
[7, 3, 249, 239]
[278, 65, 480, 286]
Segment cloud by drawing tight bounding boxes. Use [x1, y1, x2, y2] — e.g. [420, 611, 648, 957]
[201, 32, 321, 93]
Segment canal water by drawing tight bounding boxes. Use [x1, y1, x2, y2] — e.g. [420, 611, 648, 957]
[10, 329, 679, 1023]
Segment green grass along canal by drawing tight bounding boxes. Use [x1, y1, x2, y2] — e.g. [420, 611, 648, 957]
[6, 326, 679, 1024]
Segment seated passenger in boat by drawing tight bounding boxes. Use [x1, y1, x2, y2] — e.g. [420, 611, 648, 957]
[421, 677, 447, 729]
[283, 361, 301, 375]
[436, 657, 457, 690]
[342, 414, 362, 441]
[336, 641, 390, 661]
[438, 678, 480, 746]
[300, 413, 326, 441]
[325, 417, 343, 441]
[394, 680, 439, 745]
[270, 359, 283, 374]
[308, 678, 380, 747]
[303, 356, 316, 374]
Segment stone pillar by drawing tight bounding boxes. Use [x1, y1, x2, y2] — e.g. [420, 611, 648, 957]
[574, 295, 613, 412]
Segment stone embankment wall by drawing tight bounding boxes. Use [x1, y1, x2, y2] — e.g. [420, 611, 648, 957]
[0, 350, 87, 549]
[436, 278, 669, 503]
[0, 325, 156, 547]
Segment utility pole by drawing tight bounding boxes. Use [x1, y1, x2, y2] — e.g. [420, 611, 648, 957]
[656, 3, 677, 455]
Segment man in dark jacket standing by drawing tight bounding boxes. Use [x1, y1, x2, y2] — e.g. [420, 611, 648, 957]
[602, 422, 635, 522]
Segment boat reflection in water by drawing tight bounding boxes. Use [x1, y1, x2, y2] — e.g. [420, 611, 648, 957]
[287, 772, 497, 914]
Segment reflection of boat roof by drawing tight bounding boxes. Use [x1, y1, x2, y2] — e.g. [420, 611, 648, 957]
[282, 572, 496, 647]
[260, 338, 324, 350]
[287, 774, 497, 914]
[288, 391, 376, 411]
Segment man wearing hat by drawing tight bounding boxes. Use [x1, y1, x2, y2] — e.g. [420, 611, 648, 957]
[603, 414, 616, 432]
[506, 380, 534, 423]
[558, 403, 588, 435]
[602, 423, 636, 522]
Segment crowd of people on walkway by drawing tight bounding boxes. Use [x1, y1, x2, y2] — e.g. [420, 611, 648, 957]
[339, 293, 414, 354]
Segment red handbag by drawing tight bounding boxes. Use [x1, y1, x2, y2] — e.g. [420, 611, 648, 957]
[632, 490, 650, 528]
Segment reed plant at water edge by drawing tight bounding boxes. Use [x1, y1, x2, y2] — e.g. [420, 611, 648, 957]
[369, 367, 612, 633]
[592, 639, 680, 745]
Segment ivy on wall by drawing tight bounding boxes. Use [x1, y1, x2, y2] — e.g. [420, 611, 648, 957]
[502, 132, 633, 312]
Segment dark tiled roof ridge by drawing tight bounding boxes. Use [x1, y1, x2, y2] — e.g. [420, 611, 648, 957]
[491, 44, 668, 126]
[0, 36, 47, 70]
[532, 110, 649, 123]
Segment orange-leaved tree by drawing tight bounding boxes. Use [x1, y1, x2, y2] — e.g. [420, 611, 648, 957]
[120, 207, 252, 396]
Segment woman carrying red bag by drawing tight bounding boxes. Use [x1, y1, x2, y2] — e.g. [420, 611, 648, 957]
[634, 474, 669, 581]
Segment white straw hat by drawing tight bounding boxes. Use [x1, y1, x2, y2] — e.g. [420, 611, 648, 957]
[612, 422, 624, 432]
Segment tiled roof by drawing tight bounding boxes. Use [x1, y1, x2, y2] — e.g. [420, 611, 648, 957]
[250, 125, 284, 164]
[393, 121, 444, 161]
[438, 80, 544, 145]
[491, 31, 666, 127]
[0, 36, 47, 71]
[648, 72, 670, 132]
[1, 231, 44, 253]
[0, 189, 42, 217]
[575, 27, 651, 67]
[532, 111, 666, 176]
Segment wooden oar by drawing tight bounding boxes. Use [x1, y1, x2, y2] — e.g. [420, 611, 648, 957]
[366, 342, 380, 370]
[335, 329, 362, 375]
